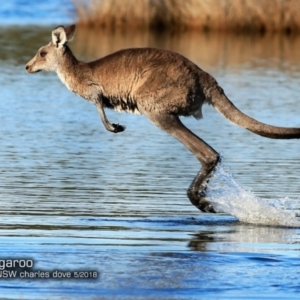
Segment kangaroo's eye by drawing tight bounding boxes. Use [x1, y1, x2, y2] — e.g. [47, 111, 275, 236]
[40, 51, 47, 58]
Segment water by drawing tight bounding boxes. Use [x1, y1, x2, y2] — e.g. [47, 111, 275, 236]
[1, 1, 300, 299]
[0, 0, 74, 25]
[209, 166, 300, 227]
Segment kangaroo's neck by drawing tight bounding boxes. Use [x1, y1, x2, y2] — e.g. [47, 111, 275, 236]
[57, 46, 90, 95]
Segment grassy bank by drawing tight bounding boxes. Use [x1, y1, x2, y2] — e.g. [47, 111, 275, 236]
[73, 0, 300, 33]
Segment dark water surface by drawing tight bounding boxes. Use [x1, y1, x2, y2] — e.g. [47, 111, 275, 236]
[1, 2, 300, 299]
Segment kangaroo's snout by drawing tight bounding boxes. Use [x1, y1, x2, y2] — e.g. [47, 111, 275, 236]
[25, 61, 34, 73]
[25, 64, 35, 73]
[25, 60, 42, 74]
[25, 55, 35, 73]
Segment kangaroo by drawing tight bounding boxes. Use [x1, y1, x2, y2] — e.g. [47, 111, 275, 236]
[26, 25, 300, 213]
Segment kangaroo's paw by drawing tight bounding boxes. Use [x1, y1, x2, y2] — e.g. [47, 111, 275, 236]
[198, 193, 216, 213]
[112, 123, 126, 133]
[187, 189, 216, 213]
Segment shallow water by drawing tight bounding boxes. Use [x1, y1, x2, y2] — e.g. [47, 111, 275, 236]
[1, 2, 300, 299]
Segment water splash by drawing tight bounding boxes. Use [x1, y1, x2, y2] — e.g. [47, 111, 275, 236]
[207, 165, 300, 227]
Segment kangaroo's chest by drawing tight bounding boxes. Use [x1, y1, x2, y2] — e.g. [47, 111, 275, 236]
[57, 71, 98, 101]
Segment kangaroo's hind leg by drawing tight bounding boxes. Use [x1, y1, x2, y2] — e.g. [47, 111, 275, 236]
[145, 112, 220, 213]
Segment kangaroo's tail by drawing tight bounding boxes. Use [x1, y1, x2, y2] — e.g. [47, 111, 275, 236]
[210, 86, 300, 139]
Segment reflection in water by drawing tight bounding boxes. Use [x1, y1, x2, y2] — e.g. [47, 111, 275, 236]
[72, 27, 300, 74]
[189, 222, 300, 253]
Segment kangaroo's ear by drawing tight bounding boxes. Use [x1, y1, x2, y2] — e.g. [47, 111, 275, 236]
[65, 24, 76, 42]
[52, 25, 76, 48]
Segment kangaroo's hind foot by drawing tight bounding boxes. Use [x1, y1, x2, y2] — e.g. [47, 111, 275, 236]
[187, 156, 221, 213]
[197, 192, 216, 213]
[187, 188, 217, 213]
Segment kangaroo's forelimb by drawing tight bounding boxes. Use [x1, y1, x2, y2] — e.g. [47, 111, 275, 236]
[96, 97, 126, 133]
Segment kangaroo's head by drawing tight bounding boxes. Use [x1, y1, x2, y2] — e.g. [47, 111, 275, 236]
[25, 25, 76, 74]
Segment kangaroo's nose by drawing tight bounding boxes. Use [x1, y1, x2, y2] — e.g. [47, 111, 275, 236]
[25, 65, 29, 70]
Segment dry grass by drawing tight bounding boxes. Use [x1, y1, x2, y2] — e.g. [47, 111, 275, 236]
[73, 0, 300, 33]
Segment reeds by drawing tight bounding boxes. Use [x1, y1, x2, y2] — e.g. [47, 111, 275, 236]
[73, 0, 300, 33]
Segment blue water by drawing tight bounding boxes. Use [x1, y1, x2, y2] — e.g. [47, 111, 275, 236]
[0, 0, 75, 25]
[1, 1, 300, 299]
